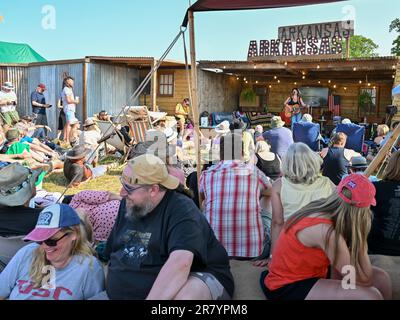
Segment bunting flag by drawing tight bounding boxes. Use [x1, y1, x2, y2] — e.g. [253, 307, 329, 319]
[328, 94, 340, 116]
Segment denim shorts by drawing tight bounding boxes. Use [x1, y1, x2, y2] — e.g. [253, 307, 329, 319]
[65, 110, 76, 123]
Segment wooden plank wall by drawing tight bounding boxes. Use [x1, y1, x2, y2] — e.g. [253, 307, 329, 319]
[265, 80, 392, 123]
[139, 68, 190, 115]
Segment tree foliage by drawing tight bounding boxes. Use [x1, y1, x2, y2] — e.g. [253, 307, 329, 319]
[343, 35, 379, 58]
[389, 18, 400, 56]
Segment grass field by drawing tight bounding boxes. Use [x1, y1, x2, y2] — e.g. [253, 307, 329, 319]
[43, 166, 124, 195]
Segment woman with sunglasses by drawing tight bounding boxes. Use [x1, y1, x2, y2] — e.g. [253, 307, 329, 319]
[0, 204, 105, 300]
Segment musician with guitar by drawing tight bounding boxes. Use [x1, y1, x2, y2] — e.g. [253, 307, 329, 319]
[283, 88, 309, 130]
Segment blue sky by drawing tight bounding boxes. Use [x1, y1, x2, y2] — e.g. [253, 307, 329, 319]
[0, 0, 398, 61]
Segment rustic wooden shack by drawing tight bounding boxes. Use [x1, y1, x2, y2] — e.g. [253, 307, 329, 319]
[197, 57, 400, 126]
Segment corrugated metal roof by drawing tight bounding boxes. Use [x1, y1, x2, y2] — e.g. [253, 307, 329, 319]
[86, 56, 189, 67]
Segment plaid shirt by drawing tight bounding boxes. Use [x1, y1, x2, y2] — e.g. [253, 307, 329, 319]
[199, 160, 270, 258]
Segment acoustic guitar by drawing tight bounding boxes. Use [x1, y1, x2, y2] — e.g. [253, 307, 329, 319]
[283, 103, 309, 118]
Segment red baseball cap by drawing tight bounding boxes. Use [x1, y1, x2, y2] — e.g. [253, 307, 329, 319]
[337, 174, 376, 208]
[38, 83, 46, 90]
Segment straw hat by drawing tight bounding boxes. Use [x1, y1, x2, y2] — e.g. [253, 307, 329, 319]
[83, 118, 96, 127]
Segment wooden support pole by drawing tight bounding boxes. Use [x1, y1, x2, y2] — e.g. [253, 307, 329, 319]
[151, 58, 158, 111]
[345, 37, 350, 59]
[188, 10, 202, 206]
[82, 59, 89, 121]
[364, 123, 400, 177]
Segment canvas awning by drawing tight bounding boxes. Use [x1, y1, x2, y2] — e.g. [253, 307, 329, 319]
[0, 41, 46, 63]
[182, 0, 346, 26]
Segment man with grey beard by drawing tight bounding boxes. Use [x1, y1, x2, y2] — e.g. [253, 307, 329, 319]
[102, 154, 234, 300]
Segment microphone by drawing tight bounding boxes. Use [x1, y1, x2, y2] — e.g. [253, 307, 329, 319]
[97, 131, 117, 144]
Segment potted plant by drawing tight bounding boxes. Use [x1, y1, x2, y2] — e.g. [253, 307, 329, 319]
[239, 86, 259, 108]
[358, 90, 374, 115]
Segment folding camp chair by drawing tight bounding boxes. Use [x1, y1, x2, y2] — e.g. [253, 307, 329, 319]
[122, 106, 153, 144]
[336, 123, 366, 153]
[293, 122, 322, 151]
[95, 119, 128, 154]
[0, 235, 31, 270]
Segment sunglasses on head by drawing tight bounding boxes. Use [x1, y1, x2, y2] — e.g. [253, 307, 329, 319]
[38, 232, 70, 247]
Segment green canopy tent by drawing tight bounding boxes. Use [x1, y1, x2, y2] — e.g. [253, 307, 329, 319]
[0, 41, 46, 63]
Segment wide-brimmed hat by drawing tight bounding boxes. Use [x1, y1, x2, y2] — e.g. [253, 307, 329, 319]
[2, 81, 14, 90]
[0, 163, 42, 206]
[215, 120, 230, 134]
[164, 127, 178, 143]
[346, 156, 368, 169]
[66, 145, 90, 160]
[24, 204, 80, 242]
[270, 116, 285, 128]
[70, 118, 80, 126]
[122, 154, 179, 190]
[83, 118, 96, 127]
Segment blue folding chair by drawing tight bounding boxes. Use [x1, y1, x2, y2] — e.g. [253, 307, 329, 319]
[293, 122, 321, 151]
[336, 123, 365, 153]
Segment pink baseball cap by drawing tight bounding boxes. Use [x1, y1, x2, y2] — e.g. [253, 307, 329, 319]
[24, 204, 80, 242]
[337, 174, 376, 208]
[38, 83, 46, 90]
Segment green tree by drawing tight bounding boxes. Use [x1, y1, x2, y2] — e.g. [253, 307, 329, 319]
[342, 35, 379, 58]
[389, 18, 400, 56]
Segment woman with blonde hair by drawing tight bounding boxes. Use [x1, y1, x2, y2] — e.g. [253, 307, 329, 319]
[368, 150, 400, 255]
[261, 174, 392, 300]
[0, 204, 104, 300]
[270, 143, 335, 256]
[374, 124, 389, 146]
[255, 140, 281, 181]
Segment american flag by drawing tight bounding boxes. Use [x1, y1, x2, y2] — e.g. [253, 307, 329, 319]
[328, 94, 340, 116]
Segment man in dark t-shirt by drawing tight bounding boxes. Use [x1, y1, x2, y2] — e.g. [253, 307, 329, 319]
[104, 154, 234, 300]
[31, 83, 51, 138]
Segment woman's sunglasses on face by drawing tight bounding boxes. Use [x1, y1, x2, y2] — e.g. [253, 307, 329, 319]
[38, 233, 70, 247]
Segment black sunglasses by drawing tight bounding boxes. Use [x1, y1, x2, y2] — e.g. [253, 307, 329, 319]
[38, 233, 70, 247]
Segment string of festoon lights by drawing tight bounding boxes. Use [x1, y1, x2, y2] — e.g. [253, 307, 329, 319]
[231, 62, 398, 90]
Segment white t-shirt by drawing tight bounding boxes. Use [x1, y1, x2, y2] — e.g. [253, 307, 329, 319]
[62, 87, 76, 113]
[79, 130, 101, 149]
[0, 90, 17, 112]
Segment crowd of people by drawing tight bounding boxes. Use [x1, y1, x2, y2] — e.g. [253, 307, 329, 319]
[0, 84, 399, 300]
